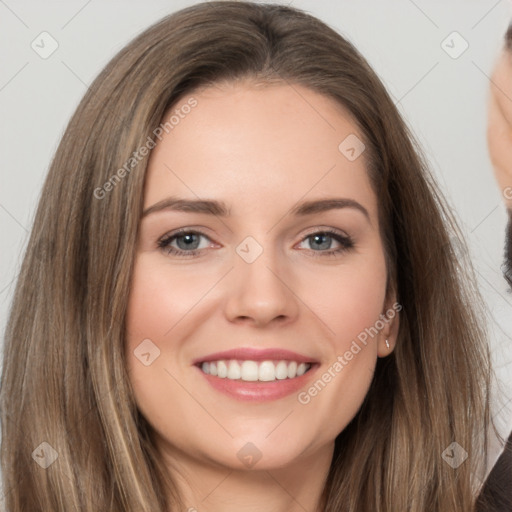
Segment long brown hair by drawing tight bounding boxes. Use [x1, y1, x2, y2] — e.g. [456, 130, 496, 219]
[0, 2, 497, 510]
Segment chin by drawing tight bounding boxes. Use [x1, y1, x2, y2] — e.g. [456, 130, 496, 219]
[198, 430, 318, 472]
[228, 441, 312, 471]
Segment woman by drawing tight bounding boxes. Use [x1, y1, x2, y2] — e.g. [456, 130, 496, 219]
[0, 2, 498, 510]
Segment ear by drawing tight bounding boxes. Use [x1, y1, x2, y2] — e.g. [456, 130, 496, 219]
[377, 293, 401, 358]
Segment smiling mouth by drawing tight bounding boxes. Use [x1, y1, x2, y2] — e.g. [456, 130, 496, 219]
[198, 359, 313, 382]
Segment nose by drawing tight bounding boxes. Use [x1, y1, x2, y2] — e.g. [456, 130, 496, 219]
[223, 246, 300, 328]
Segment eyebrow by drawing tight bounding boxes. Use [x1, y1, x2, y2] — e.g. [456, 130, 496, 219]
[142, 196, 370, 220]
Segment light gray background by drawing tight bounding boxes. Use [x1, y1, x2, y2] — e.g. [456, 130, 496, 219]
[1, 0, 511, 473]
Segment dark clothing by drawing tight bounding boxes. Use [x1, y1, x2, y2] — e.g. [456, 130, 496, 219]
[476, 430, 512, 511]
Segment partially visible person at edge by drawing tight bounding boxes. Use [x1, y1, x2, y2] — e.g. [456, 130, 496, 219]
[475, 19, 512, 512]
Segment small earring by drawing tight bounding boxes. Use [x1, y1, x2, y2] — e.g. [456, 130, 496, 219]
[385, 339, 390, 349]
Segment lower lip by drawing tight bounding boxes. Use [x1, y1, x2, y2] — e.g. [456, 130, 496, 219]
[195, 364, 319, 402]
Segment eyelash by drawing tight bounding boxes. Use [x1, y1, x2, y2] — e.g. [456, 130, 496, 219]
[157, 228, 354, 258]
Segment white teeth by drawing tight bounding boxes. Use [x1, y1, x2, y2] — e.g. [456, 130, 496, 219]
[227, 360, 241, 380]
[240, 361, 259, 381]
[200, 359, 312, 382]
[297, 363, 307, 376]
[275, 361, 288, 380]
[217, 360, 228, 378]
[287, 361, 297, 378]
[259, 361, 275, 381]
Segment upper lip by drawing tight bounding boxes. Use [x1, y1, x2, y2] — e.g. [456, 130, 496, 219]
[192, 348, 318, 365]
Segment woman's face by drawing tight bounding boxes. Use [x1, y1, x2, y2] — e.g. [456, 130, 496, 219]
[125, 81, 397, 472]
[488, 45, 512, 208]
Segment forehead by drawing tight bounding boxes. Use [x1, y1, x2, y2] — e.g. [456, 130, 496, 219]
[144, 81, 378, 220]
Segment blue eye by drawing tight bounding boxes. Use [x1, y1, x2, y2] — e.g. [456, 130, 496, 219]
[299, 230, 354, 257]
[158, 229, 210, 257]
[157, 228, 354, 258]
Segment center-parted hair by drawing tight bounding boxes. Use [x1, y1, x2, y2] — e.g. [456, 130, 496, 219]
[0, 2, 497, 511]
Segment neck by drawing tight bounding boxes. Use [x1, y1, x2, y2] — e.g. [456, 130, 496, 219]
[157, 438, 334, 512]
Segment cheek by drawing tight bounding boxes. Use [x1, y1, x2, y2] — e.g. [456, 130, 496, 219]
[125, 256, 216, 346]
[296, 265, 387, 439]
[124, 257, 197, 429]
[289, 248, 388, 415]
[312, 252, 388, 348]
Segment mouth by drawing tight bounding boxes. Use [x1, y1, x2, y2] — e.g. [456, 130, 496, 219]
[197, 359, 313, 382]
[192, 348, 319, 402]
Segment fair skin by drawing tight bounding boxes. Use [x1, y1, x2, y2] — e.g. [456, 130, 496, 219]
[125, 81, 399, 512]
[488, 44, 512, 208]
